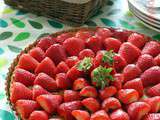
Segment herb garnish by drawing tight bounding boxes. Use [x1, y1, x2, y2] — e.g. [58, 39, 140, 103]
[77, 57, 92, 72]
[102, 50, 115, 65]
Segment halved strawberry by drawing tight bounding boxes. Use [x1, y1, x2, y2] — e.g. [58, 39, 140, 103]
[142, 41, 160, 57]
[111, 74, 124, 90]
[78, 49, 95, 60]
[102, 97, 121, 112]
[82, 97, 100, 113]
[146, 83, 160, 97]
[154, 53, 160, 66]
[90, 110, 110, 120]
[80, 86, 97, 98]
[29, 111, 48, 120]
[123, 78, 144, 97]
[123, 64, 141, 82]
[76, 29, 93, 41]
[36, 94, 63, 113]
[110, 109, 129, 120]
[16, 100, 39, 119]
[128, 102, 151, 120]
[141, 66, 160, 87]
[56, 32, 74, 44]
[103, 37, 122, 52]
[99, 86, 117, 100]
[32, 85, 50, 100]
[45, 44, 67, 65]
[35, 57, 56, 78]
[29, 47, 45, 62]
[63, 37, 85, 56]
[118, 42, 141, 64]
[10, 82, 32, 103]
[118, 89, 139, 104]
[72, 110, 90, 120]
[143, 113, 160, 120]
[18, 54, 39, 72]
[64, 90, 80, 102]
[14, 68, 36, 86]
[65, 56, 79, 68]
[58, 101, 82, 120]
[56, 61, 69, 74]
[73, 78, 89, 90]
[34, 73, 57, 92]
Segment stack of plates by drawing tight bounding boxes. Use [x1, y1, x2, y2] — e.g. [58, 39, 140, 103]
[128, 0, 160, 32]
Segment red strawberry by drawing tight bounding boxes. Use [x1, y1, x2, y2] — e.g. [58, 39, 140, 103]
[73, 78, 89, 90]
[123, 78, 144, 97]
[64, 90, 80, 102]
[10, 82, 32, 103]
[80, 86, 97, 98]
[141, 66, 160, 87]
[34, 73, 57, 92]
[110, 109, 129, 120]
[32, 85, 50, 100]
[86, 36, 102, 53]
[36, 94, 63, 113]
[102, 97, 121, 112]
[146, 83, 160, 97]
[29, 111, 48, 120]
[14, 68, 36, 86]
[76, 29, 93, 41]
[82, 97, 100, 113]
[111, 74, 124, 90]
[99, 86, 117, 100]
[63, 37, 85, 56]
[18, 54, 39, 72]
[58, 101, 82, 120]
[143, 96, 160, 113]
[29, 47, 45, 62]
[142, 41, 160, 57]
[72, 110, 90, 120]
[123, 64, 141, 82]
[56, 61, 69, 74]
[154, 53, 160, 66]
[103, 37, 122, 52]
[118, 89, 139, 104]
[65, 56, 79, 68]
[78, 49, 95, 59]
[136, 54, 156, 72]
[49, 118, 62, 120]
[128, 33, 146, 48]
[118, 42, 141, 63]
[35, 57, 56, 77]
[143, 113, 160, 120]
[56, 73, 71, 89]
[113, 54, 127, 72]
[16, 100, 39, 119]
[90, 110, 110, 120]
[128, 102, 151, 120]
[37, 36, 55, 51]
[56, 32, 74, 44]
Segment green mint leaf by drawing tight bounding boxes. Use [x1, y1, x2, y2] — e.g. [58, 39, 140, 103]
[77, 57, 92, 72]
[102, 50, 115, 65]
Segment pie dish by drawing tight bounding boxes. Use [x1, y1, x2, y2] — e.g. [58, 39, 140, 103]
[6, 27, 160, 120]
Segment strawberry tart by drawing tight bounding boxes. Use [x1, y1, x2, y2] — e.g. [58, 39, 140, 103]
[6, 27, 160, 120]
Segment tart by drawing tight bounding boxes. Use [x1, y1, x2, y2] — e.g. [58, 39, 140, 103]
[6, 27, 160, 120]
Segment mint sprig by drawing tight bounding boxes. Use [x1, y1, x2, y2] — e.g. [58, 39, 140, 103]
[102, 50, 115, 65]
[77, 57, 92, 72]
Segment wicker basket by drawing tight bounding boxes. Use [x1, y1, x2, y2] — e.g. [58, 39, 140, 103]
[4, 0, 104, 26]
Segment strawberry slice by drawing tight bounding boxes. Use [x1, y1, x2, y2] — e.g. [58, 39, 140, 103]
[146, 83, 160, 97]
[128, 102, 151, 120]
[110, 109, 129, 120]
[80, 86, 97, 98]
[16, 100, 40, 119]
[35, 57, 56, 78]
[82, 97, 100, 113]
[90, 110, 110, 120]
[111, 74, 124, 90]
[56, 32, 74, 44]
[65, 56, 79, 68]
[36, 94, 63, 113]
[32, 85, 50, 100]
[10, 82, 32, 103]
[14, 68, 36, 86]
[123, 78, 144, 97]
[29, 111, 48, 120]
[78, 49, 95, 60]
[29, 47, 45, 62]
[73, 78, 89, 90]
[64, 90, 80, 102]
[34, 73, 57, 92]
[72, 110, 90, 120]
[118, 42, 141, 64]
[18, 54, 39, 72]
[56, 61, 69, 74]
[45, 44, 67, 65]
[57, 101, 82, 120]
[118, 89, 139, 104]
[102, 97, 121, 112]
[143, 113, 160, 120]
